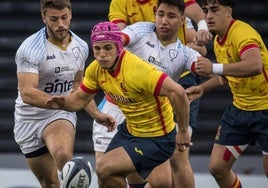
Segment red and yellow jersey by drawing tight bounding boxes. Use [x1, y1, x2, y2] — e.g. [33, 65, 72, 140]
[108, 0, 196, 45]
[214, 20, 268, 111]
[81, 50, 176, 137]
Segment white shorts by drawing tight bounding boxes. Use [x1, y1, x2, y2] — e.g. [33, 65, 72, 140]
[92, 99, 125, 152]
[14, 110, 77, 155]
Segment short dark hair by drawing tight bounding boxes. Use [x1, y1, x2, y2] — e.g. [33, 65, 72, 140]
[40, 0, 71, 15]
[157, 0, 186, 15]
[200, 0, 235, 8]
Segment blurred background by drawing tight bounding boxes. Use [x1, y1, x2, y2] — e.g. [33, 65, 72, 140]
[0, 0, 267, 176]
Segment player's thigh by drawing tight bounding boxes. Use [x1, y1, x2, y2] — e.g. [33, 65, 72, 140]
[127, 172, 147, 185]
[42, 119, 75, 169]
[27, 152, 59, 182]
[96, 146, 135, 175]
[209, 143, 237, 173]
[43, 119, 75, 151]
[147, 160, 172, 187]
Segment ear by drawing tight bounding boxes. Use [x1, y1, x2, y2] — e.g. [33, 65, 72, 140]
[41, 13, 46, 24]
[227, 7, 232, 17]
[179, 15, 186, 28]
[181, 15, 186, 23]
[69, 9, 72, 20]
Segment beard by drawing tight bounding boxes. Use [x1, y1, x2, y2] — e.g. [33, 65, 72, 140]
[47, 24, 70, 44]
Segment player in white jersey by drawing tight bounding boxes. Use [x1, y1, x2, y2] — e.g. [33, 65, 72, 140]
[91, 1, 204, 187]
[13, 0, 89, 187]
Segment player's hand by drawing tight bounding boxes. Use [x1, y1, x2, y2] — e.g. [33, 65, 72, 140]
[176, 131, 192, 152]
[193, 30, 213, 46]
[45, 95, 66, 109]
[194, 56, 213, 77]
[94, 112, 117, 132]
[176, 142, 193, 152]
[186, 85, 203, 103]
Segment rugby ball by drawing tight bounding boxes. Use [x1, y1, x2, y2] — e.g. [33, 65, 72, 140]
[62, 157, 92, 188]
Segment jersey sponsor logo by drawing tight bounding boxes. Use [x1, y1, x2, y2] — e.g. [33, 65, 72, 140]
[44, 79, 74, 93]
[109, 93, 135, 104]
[134, 147, 143, 156]
[145, 41, 154, 48]
[22, 58, 38, 69]
[46, 54, 56, 60]
[148, 56, 167, 70]
[55, 66, 75, 73]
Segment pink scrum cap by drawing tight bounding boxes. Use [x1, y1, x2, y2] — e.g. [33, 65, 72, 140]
[90, 22, 123, 56]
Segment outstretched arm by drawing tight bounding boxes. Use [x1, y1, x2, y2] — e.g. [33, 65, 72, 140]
[84, 100, 117, 132]
[186, 75, 227, 102]
[46, 88, 117, 131]
[46, 87, 94, 111]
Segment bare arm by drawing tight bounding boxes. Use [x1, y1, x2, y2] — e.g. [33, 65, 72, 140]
[84, 99, 117, 131]
[186, 75, 227, 102]
[199, 75, 227, 94]
[159, 77, 189, 131]
[74, 72, 117, 129]
[18, 72, 54, 108]
[46, 86, 94, 111]
[72, 70, 84, 91]
[223, 48, 262, 76]
[185, 3, 205, 26]
[159, 76, 191, 151]
[195, 48, 263, 77]
[185, 3, 212, 45]
[84, 99, 100, 118]
[186, 28, 207, 56]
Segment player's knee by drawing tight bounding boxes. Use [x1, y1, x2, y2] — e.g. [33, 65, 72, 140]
[209, 163, 225, 178]
[147, 170, 172, 188]
[95, 158, 111, 181]
[54, 148, 73, 170]
[146, 166, 172, 188]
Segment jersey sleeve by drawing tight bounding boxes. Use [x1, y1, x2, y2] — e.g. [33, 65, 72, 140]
[122, 22, 155, 46]
[15, 31, 46, 74]
[181, 44, 201, 72]
[233, 23, 261, 57]
[108, 0, 128, 24]
[80, 60, 100, 94]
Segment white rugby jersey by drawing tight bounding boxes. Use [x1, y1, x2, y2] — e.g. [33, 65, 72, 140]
[15, 27, 88, 118]
[122, 22, 200, 81]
